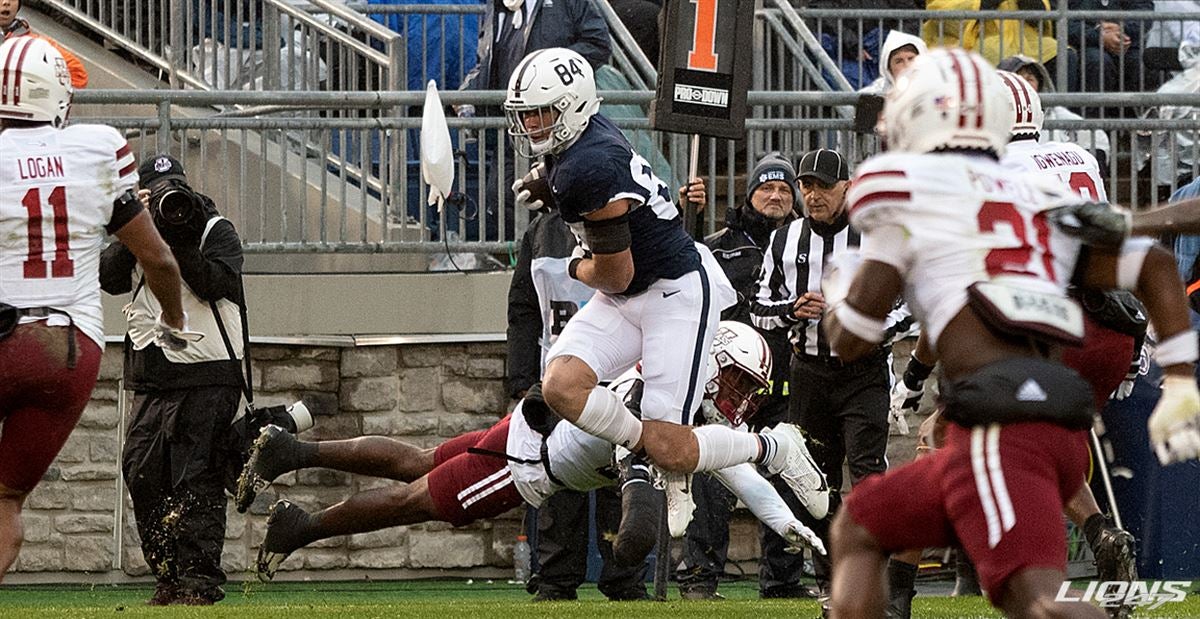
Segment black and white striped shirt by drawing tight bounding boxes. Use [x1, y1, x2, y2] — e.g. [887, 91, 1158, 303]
[750, 212, 914, 357]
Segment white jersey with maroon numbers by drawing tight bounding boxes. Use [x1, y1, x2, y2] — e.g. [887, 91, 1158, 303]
[1001, 140, 1108, 202]
[0, 124, 138, 347]
[847, 152, 1087, 348]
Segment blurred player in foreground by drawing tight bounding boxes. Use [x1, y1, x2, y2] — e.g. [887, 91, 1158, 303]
[0, 37, 191, 581]
[824, 48, 1199, 618]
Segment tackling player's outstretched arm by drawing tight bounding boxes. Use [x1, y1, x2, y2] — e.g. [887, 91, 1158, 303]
[711, 463, 825, 555]
[571, 198, 635, 294]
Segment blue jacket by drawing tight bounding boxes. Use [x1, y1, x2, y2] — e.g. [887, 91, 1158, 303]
[461, 0, 611, 92]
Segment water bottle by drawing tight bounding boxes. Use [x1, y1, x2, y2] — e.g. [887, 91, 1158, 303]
[512, 534, 531, 584]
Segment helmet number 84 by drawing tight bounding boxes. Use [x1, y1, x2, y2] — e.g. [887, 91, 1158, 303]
[553, 59, 585, 86]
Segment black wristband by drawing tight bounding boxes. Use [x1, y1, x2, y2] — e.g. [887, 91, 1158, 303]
[568, 257, 582, 280]
[902, 354, 935, 389]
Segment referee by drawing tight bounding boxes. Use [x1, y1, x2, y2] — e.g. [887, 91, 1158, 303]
[749, 148, 910, 605]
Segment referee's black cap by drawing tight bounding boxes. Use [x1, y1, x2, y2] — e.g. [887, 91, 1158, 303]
[796, 149, 850, 185]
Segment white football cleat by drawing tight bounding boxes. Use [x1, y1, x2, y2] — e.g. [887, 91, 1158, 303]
[657, 469, 695, 538]
[763, 423, 830, 519]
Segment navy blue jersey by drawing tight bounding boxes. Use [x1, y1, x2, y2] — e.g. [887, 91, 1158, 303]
[547, 114, 700, 295]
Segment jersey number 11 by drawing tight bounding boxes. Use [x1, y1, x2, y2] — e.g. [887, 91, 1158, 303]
[21, 186, 75, 279]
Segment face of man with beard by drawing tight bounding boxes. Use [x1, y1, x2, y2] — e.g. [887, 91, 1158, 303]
[749, 180, 794, 222]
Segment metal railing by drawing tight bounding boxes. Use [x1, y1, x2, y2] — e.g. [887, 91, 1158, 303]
[45, 0, 402, 92]
[72, 89, 1200, 256]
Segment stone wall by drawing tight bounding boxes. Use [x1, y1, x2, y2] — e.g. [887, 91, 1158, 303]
[11, 340, 927, 582]
[12, 341, 522, 581]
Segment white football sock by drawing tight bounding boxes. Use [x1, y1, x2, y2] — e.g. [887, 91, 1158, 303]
[692, 425, 767, 472]
[574, 387, 643, 449]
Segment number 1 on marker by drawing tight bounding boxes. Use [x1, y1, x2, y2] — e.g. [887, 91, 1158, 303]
[687, 0, 718, 71]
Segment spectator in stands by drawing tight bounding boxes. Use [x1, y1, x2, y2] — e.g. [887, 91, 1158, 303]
[1069, 0, 1161, 95]
[922, 0, 1079, 91]
[808, 0, 923, 90]
[859, 30, 926, 95]
[451, 0, 610, 242]
[998, 54, 1112, 170]
[459, 0, 609, 108]
[1145, 0, 1200, 56]
[1, 0, 88, 88]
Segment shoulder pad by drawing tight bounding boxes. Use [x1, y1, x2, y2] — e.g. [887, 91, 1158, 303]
[847, 156, 915, 232]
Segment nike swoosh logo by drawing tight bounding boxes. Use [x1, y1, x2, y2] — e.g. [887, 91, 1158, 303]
[662, 290, 681, 298]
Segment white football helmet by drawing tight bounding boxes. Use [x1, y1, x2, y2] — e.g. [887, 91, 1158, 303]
[883, 48, 1010, 157]
[996, 70, 1044, 139]
[703, 321, 773, 427]
[503, 47, 602, 157]
[0, 36, 72, 128]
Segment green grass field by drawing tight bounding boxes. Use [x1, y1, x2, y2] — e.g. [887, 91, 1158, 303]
[2, 580, 1199, 618]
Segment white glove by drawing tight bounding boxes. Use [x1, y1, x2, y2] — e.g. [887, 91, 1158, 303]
[888, 381, 921, 435]
[566, 243, 591, 281]
[154, 313, 204, 351]
[511, 162, 548, 211]
[783, 520, 826, 556]
[889, 406, 911, 436]
[1148, 375, 1200, 465]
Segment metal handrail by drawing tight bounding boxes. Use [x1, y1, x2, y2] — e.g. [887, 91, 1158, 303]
[270, 1, 395, 65]
[73, 89, 1200, 108]
[792, 9, 1200, 20]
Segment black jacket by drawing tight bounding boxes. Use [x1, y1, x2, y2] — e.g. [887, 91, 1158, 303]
[704, 205, 793, 396]
[99, 194, 246, 391]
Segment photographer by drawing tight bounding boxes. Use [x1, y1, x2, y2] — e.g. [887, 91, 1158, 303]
[99, 155, 245, 606]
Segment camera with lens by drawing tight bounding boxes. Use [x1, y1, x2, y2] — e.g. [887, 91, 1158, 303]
[149, 179, 205, 238]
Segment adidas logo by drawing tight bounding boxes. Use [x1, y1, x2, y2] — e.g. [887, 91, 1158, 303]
[1016, 379, 1048, 402]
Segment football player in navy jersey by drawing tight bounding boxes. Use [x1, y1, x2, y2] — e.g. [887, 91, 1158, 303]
[502, 48, 829, 547]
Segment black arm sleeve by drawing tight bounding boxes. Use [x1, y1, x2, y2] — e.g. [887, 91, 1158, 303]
[174, 219, 244, 302]
[99, 242, 137, 295]
[506, 228, 543, 399]
[104, 190, 144, 235]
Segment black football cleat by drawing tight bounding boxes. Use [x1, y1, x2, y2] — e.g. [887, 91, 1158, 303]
[255, 500, 314, 581]
[611, 455, 663, 568]
[236, 425, 302, 513]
